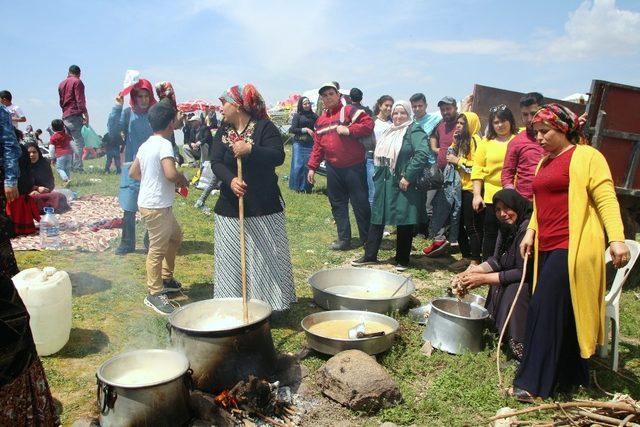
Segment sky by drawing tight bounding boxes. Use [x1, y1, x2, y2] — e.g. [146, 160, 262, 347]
[1, 0, 639, 135]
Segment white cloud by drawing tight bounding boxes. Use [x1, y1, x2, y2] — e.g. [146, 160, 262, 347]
[546, 0, 640, 59]
[400, 39, 522, 56]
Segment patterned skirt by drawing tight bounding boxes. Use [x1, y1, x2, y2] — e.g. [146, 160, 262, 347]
[213, 212, 296, 311]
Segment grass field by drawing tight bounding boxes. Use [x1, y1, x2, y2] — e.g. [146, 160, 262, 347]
[15, 146, 640, 426]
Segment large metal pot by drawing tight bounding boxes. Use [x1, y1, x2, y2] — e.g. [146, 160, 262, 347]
[422, 297, 489, 354]
[301, 310, 399, 355]
[168, 298, 277, 392]
[96, 349, 191, 427]
[309, 268, 414, 313]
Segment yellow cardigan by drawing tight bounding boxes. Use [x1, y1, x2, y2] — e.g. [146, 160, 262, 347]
[528, 145, 624, 358]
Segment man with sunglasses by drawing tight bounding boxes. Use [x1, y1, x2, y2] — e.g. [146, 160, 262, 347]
[501, 92, 546, 200]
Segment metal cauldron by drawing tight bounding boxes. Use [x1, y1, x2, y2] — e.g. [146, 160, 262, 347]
[96, 349, 191, 427]
[301, 310, 399, 355]
[168, 298, 277, 392]
[422, 297, 489, 354]
[309, 268, 414, 313]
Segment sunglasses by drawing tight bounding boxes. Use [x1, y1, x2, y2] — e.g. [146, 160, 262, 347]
[489, 104, 508, 113]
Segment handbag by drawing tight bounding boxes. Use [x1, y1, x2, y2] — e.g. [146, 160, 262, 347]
[415, 162, 444, 192]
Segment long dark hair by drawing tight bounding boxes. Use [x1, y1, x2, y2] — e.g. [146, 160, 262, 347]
[454, 114, 473, 157]
[486, 106, 517, 140]
[373, 95, 394, 116]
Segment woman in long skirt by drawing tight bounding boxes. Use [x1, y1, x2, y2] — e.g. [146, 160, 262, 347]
[209, 84, 295, 312]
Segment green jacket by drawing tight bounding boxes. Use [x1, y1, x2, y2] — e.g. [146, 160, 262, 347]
[371, 123, 432, 225]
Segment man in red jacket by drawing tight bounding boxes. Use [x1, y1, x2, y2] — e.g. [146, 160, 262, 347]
[58, 65, 89, 172]
[307, 83, 374, 250]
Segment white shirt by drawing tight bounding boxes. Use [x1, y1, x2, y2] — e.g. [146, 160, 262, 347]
[6, 104, 25, 129]
[374, 118, 392, 142]
[136, 135, 176, 209]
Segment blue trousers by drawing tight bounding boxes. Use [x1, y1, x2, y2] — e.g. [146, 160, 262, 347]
[288, 141, 313, 193]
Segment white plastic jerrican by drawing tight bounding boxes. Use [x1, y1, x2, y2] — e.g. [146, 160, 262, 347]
[12, 267, 72, 356]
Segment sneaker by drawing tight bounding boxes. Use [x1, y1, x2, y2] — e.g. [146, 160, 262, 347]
[330, 241, 351, 251]
[162, 278, 183, 294]
[395, 264, 409, 272]
[144, 294, 176, 315]
[422, 240, 450, 257]
[200, 206, 212, 216]
[351, 256, 379, 267]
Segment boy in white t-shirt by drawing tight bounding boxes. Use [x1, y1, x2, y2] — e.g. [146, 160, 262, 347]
[129, 99, 189, 315]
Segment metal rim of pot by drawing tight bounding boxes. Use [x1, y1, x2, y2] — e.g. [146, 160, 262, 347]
[167, 298, 272, 337]
[96, 349, 190, 389]
[300, 310, 400, 342]
[309, 267, 415, 301]
[429, 297, 489, 321]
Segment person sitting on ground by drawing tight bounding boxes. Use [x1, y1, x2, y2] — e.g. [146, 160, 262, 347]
[307, 82, 374, 251]
[501, 92, 546, 201]
[108, 78, 156, 255]
[183, 114, 211, 167]
[24, 142, 70, 214]
[455, 189, 532, 361]
[471, 104, 518, 260]
[49, 119, 73, 187]
[288, 96, 317, 193]
[5, 129, 40, 235]
[129, 99, 189, 315]
[351, 101, 432, 271]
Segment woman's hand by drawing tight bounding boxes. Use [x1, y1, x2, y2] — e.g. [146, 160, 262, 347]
[472, 194, 485, 212]
[231, 140, 252, 158]
[459, 272, 487, 290]
[610, 241, 631, 269]
[446, 153, 459, 164]
[115, 95, 124, 106]
[230, 177, 247, 198]
[399, 177, 410, 192]
[37, 186, 50, 193]
[520, 228, 536, 259]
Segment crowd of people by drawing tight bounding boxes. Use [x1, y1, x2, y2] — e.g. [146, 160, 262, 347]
[0, 64, 635, 424]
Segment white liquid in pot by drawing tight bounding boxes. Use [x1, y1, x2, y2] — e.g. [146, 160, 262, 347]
[186, 313, 245, 330]
[111, 367, 179, 386]
[325, 285, 400, 299]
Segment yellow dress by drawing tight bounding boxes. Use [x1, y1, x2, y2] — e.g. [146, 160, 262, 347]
[528, 145, 624, 358]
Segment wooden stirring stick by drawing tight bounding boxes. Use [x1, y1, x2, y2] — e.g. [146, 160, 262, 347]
[237, 157, 248, 324]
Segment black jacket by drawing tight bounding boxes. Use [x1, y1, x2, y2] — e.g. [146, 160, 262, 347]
[289, 112, 317, 144]
[210, 119, 285, 217]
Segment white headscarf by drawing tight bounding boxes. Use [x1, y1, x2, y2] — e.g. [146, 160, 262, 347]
[373, 101, 413, 172]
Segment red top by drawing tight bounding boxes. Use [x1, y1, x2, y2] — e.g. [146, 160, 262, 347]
[501, 129, 546, 200]
[434, 120, 456, 170]
[50, 131, 73, 157]
[532, 146, 576, 252]
[308, 104, 374, 170]
[58, 76, 87, 119]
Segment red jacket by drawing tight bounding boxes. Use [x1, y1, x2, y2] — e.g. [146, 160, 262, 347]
[50, 131, 73, 157]
[308, 104, 374, 170]
[501, 129, 546, 200]
[58, 76, 87, 119]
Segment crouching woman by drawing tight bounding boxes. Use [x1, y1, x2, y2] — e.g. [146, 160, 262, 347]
[456, 188, 532, 360]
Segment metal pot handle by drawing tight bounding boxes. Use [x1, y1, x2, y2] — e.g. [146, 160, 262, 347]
[183, 368, 194, 391]
[96, 375, 117, 415]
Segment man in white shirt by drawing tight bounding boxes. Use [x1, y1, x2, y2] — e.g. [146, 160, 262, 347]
[0, 91, 26, 130]
[129, 99, 189, 315]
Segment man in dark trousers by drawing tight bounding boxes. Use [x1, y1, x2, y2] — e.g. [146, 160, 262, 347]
[58, 65, 89, 171]
[307, 83, 374, 250]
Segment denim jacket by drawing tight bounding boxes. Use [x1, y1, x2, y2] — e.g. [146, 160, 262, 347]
[1, 106, 21, 188]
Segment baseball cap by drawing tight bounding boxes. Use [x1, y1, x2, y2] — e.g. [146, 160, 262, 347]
[318, 82, 339, 95]
[437, 96, 456, 107]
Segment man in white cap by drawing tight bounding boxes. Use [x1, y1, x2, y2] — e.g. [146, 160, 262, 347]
[307, 82, 374, 250]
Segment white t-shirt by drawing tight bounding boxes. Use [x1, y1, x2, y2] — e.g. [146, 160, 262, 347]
[6, 104, 25, 129]
[136, 135, 176, 209]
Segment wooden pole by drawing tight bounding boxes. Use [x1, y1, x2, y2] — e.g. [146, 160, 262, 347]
[237, 157, 248, 324]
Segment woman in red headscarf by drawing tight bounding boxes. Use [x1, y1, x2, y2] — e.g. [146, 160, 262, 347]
[511, 103, 630, 402]
[208, 84, 295, 313]
[108, 78, 157, 255]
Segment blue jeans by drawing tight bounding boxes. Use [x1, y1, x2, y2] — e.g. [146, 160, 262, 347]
[366, 156, 375, 207]
[288, 141, 313, 193]
[55, 154, 72, 181]
[63, 114, 84, 170]
[105, 148, 121, 173]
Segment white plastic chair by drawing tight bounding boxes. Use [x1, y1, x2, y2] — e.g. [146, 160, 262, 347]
[598, 239, 640, 371]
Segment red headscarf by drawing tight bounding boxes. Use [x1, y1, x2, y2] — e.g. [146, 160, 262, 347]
[155, 81, 176, 107]
[127, 79, 157, 114]
[532, 103, 586, 145]
[219, 83, 268, 120]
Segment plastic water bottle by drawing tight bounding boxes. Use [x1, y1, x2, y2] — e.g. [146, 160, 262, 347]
[40, 207, 61, 250]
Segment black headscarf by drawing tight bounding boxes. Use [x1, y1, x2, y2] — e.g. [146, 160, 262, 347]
[492, 189, 532, 254]
[24, 142, 55, 191]
[297, 97, 317, 120]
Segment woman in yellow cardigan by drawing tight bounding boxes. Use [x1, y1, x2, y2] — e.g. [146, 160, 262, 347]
[511, 104, 631, 402]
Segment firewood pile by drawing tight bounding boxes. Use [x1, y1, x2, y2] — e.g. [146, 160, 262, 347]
[489, 394, 640, 426]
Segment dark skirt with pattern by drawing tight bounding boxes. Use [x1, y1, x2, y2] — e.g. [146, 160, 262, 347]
[0, 197, 58, 426]
[213, 212, 296, 311]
